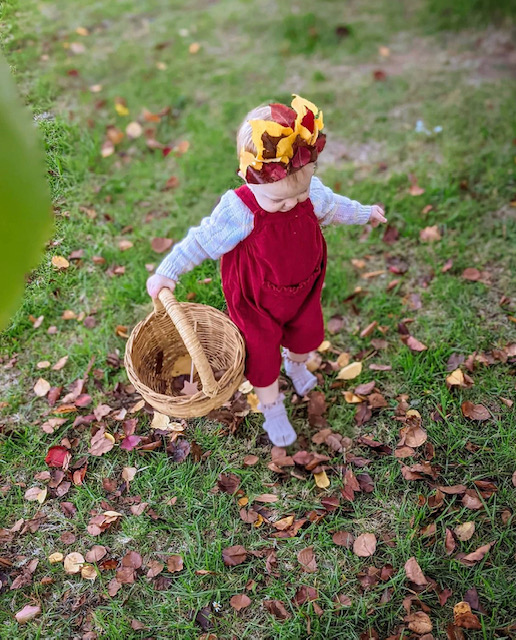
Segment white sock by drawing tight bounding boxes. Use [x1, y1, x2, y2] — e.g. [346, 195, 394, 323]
[258, 393, 297, 447]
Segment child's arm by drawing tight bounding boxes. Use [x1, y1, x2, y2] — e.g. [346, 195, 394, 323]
[310, 175, 385, 226]
[147, 191, 254, 296]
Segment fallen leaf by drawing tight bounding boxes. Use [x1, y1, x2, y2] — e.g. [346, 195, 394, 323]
[45, 445, 71, 468]
[88, 426, 115, 457]
[409, 184, 425, 196]
[118, 239, 133, 251]
[404, 557, 429, 586]
[458, 541, 495, 566]
[419, 225, 441, 242]
[34, 378, 51, 397]
[405, 336, 428, 352]
[254, 494, 278, 503]
[453, 601, 482, 630]
[353, 533, 377, 557]
[454, 522, 475, 541]
[405, 611, 433, 634]
[64, 552, 85, 574]
[332, 531, 354, 548]
[151, 237, 174, 253]
[297, 546, 317, 573]
[230, 594, 251, 611]
[166, 555, 184, 572]
[52, 255, 70, 269]
[337, 361, 363, 380]
[217, 473, 240, 495]
[15, 605, 41, 624]
[314, 470, 330, 488]
[222, 545, 247, 566]
[461, 401, 490, 421]
[243, 455, 259, 467]
[126, 121, 143, 138]
[24, 486, 47, 503]
[264, 599, 290, 620]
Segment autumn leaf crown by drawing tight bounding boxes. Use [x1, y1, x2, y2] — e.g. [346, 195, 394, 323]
[238, 94, 326, 185]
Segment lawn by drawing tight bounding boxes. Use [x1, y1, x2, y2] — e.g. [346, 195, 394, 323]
[1, 0, 515, 638]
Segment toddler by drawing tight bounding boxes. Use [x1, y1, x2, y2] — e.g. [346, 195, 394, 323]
[147, 95, 386, 446]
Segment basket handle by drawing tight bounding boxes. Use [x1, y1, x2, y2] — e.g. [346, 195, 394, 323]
[154, 288, 219, 398]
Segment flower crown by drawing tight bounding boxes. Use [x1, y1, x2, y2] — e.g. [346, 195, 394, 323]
[238, 94, 326, 184]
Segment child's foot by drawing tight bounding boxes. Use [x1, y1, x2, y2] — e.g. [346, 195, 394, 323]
[282, 349, 318, 396]
[258, 392, 297, 447]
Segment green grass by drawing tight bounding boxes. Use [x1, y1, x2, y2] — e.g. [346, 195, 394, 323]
[1, 0, 516, 638]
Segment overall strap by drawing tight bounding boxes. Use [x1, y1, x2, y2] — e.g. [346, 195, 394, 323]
[234, 185, 267, 217]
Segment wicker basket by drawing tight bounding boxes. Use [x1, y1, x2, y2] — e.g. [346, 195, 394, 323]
[124, 289, 246, 418]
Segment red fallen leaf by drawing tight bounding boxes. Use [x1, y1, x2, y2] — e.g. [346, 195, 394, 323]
[217, 473, 241, 495]
[457, 541, 495, 567]
[151, 237, 174, 253]
[297, 546, 317, 573]
[264, 599, 290, 620]
[353, 533, 377, 557]
[222, 545, 247, 566]
[166, 438, 190, 462]
[332, 531, 354, 548]
[356, 472, 374, 493]
[439, 587, 453, 606]
[321, 495, 340, 511]
[120, 435, 141, 451]
[355, 403, 372, 426]
[404, 557, 429, 586]
[230, 594, 251, 611]
[369, 363, 392, 371]
[341, 468, 361, 501]
[45, 445, 71, 468]
[164, 176, 180, 190]
[382, 225, 399, 244]
[166, 555, 184, 572]
[373, 69, 386, 81]
[461, 401, 490, 421]
[462, 267, 482, 281]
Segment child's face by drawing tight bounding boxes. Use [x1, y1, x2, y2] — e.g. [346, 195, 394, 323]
[246, 162, 316, 213]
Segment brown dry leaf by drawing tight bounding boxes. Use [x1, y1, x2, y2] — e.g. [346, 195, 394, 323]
[419, 225, 441, 242]
[85, 545, 107, 563]
[52, 255, 70, 269]
[454, 522, 475, 542]
[243, 455, 259, 467]
[15, 605, 41, 624]
[24, 486, 47, 503]
[64, 552, 85, 574]
[458, 541, 495, 566]
[222, 545, 247, 566]
[166, 555, 184, 572]
[151, 237, 174, 253]
[272, 515, 295, 531]
[409, 184, 425, 196]
[336, 352, 351, 367]
[445, 529, 457, 555]
[405, 611, 433, 634]
[453, 601, 482, 630]
[81, 564, 97, 581]
[52, 355, 68, 371]
[230, 594, 251, 611]
[146, 560, 164, 578]
[118, 240, 133, 251]
[462, 490, 483, 510]
[217, 473, 241, 495]
[126, 121, 143, 138]
[461, 401, 490, 421]
[89, 427, 115, 456]
[254, 493, 278, 503]
[353, 533, 377, 557]
[332, 531, 354, 548]
[264, 599, 291, 620]
[297, 546, 317, 573]
[314, 470, 330, 488]
[405, 335, 428, 352]
[337, 361, 363, 380]
[34, 378, 51, 397]
[404, 556, 429, 586]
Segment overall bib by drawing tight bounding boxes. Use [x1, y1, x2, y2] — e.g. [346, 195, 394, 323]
[220, 184, 327, 387]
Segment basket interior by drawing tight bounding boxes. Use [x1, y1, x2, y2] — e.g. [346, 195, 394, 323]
[129, 304, 241, 398]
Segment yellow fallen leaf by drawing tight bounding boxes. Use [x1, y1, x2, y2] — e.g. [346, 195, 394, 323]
[189, 42, 201, 54]
[25, 486, 47, 502]
[446, 368, 464, 386]
[115, 103, 129, 117]
[104, 432, 115, 444]
[344, 391, 363, 404]
[314, 470, 330, 488]
[318, 340, 331, 352]
[253, 513, 264, 528]
[48, 552, 64, 564]
[247, 392, 260, 412]
[379, 45, 390, 57]
[337, 352, 351, 367]
[52, 256, 69, 269]
[62, 309, 76, 320]
[406, 409, 421, 419]
[75, 27, 89, 36]
[238, 496, 249, 507]
[171, 354, 194, 376]
[273, 515, 295, 530]
[37, 361, 51, 369]
[337, 361, 363, 380]
[156, 61, 167, 70]
[81, 564, 97, 581]
[122, 467, 137, 483]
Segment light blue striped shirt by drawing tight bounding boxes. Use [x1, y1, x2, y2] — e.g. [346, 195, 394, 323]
[156, 176, 372, 281]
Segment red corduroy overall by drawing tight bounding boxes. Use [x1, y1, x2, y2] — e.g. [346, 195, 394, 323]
[220, 184, 327, 387]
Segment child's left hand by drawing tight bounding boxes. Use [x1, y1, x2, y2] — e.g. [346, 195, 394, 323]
[370, 204, 387, 227]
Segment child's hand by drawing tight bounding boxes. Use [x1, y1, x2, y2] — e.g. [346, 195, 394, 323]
[146, 274, 177, 299]
[369, 204, 387, 227]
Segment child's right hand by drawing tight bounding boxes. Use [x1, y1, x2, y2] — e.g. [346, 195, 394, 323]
[146, 273, 177, 299]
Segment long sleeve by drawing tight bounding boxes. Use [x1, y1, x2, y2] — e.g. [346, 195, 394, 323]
[155, 190, 254, 281]
[309, 175, 372, 226]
